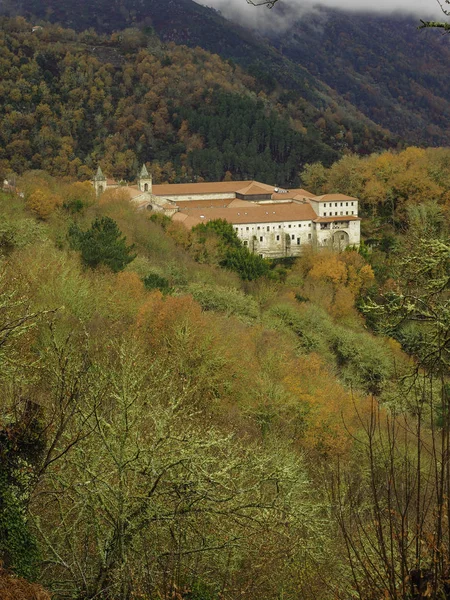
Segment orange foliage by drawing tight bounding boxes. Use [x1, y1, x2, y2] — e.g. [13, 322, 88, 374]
[97, 187, 131, 206]
[136, 292, 204, 350]
[285, 353, 371, 456]
[308, 253, 348, 285]
[116, 271, 145, 301]
[26, 188, 62, 219]
[63, 181, 96, 206]
[296, 250, 374, 319]
[0, 568, 50, 600]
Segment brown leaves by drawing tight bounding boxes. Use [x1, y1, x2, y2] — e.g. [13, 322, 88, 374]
[0, 567, 50, 600]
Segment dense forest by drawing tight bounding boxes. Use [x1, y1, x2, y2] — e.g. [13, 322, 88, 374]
[0, 17, 393, 185]
[0, 145, 449, 598]
[1, 8, 450, 600]
[2, 0, 450, 147]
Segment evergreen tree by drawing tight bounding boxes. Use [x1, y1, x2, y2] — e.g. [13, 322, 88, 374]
[69, 217, 136, 272]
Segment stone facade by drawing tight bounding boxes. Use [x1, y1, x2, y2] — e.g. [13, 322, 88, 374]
[92, 169, 361, 257]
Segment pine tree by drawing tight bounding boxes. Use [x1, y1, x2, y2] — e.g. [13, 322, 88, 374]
[69, 217, 136, 272]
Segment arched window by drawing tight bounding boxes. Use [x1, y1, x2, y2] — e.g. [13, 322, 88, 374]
[144, 183, 148, 192]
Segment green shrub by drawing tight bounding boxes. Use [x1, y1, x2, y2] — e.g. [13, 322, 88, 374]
[187, 282, 259, 321]
[330, 328, 393, 395]
[143, 272, 173, 294]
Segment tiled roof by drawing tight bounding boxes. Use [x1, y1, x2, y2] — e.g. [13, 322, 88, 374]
[176, 198, 236, 209]
[313, 193, 358, 201]
[227, 199, 255, 208]
[237, 182, 273, 196]
[272, 188, 316, 200]
[152, 181, 255, 196]
[127, 188, 146, 199]
[177, 202, 317, 227]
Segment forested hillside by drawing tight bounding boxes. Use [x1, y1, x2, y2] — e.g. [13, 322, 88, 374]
[264, 8, 450, 146]
[0, 17, 393, 185]
[3, 0, 450, 146]
[0, 158, 449, 598]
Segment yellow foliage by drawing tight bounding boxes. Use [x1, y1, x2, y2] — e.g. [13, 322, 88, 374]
[26, 188, 62, 219]
[284, 353, 371, 456]
[98, 187, 131, 206]
[308, 253, 348, 285]
[63, 181, 96, 207]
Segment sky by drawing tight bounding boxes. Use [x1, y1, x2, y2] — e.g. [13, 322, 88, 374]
[196, 0, 445, 30]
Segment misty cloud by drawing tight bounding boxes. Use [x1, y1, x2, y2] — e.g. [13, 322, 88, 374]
[196, 0, 444, 31]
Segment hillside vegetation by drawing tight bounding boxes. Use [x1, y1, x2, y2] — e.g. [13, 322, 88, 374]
[2, 0, 450, 147]
[1, 167, 449, 598]
[0, 15, 393, 186]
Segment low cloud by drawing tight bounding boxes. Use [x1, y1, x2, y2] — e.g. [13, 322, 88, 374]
[196, 0, 444, 31]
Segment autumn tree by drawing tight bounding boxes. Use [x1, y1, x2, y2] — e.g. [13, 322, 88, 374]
[26, 188, 62, 220]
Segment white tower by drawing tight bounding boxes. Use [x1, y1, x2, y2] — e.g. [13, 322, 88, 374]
[93, 166, 107, 196]
[137, 164, 152, 193]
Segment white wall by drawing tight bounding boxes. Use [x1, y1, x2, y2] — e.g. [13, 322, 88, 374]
[318, 200, 358, 218]
[234, 220, 313, 258]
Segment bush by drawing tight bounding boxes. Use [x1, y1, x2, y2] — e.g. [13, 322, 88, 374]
[330, 328, 393, 395]
[143, 272, 173, 294]
[222, 247, 270, 281]
[187, 282, 259, 321]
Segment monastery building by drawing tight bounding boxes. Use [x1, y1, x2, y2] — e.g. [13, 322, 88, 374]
[93, 166, 361, 258]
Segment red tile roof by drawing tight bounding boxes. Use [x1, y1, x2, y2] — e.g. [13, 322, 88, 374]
[313, 193, 358, 202]
[177, 202, 317, 227]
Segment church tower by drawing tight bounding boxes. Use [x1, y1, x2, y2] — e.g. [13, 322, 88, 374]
[137, 164, 152, 193]
[93, 166, 107, 196]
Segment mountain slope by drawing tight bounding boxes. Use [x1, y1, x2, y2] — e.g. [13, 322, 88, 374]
[2, 0, 449, 146]
[0, 0, 395, 141]
[262, 7, 450, 146]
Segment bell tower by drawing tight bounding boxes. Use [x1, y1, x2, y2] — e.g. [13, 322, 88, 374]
[93, 166, 107, 197]
[138, 163, 152, 193]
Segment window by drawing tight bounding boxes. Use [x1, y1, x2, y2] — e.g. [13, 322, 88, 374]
[335, 203, 337, 207]
[243, 240, 248, 246]
[335, 212, 338, 216]
[288, 224, 292, 228]
[351, 211, 354, 215]
[259, 236, 263, 242]
[246, 227, 249, 231]
[324, 212, 327, 216]
[308, 233, 312, 239]
[278, 225, 281, 229]
[346, 202, 348, 206]
[144, 183, 148, 192]
[297, 238, 301, 245]
[324, 203, 327, 207]
[266, 226, 270, 232]
[340, 202, 343, 207]
[235, 227, 238, 231]
[257, 226, 260, 230]
[351, 202, 354, 206]
[340, 211, 343, 216]
[346, 211, 348, 215]
[291, 234, 295, 240]
[308, 223, 311, 227]
[276, 235, 280, 241]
